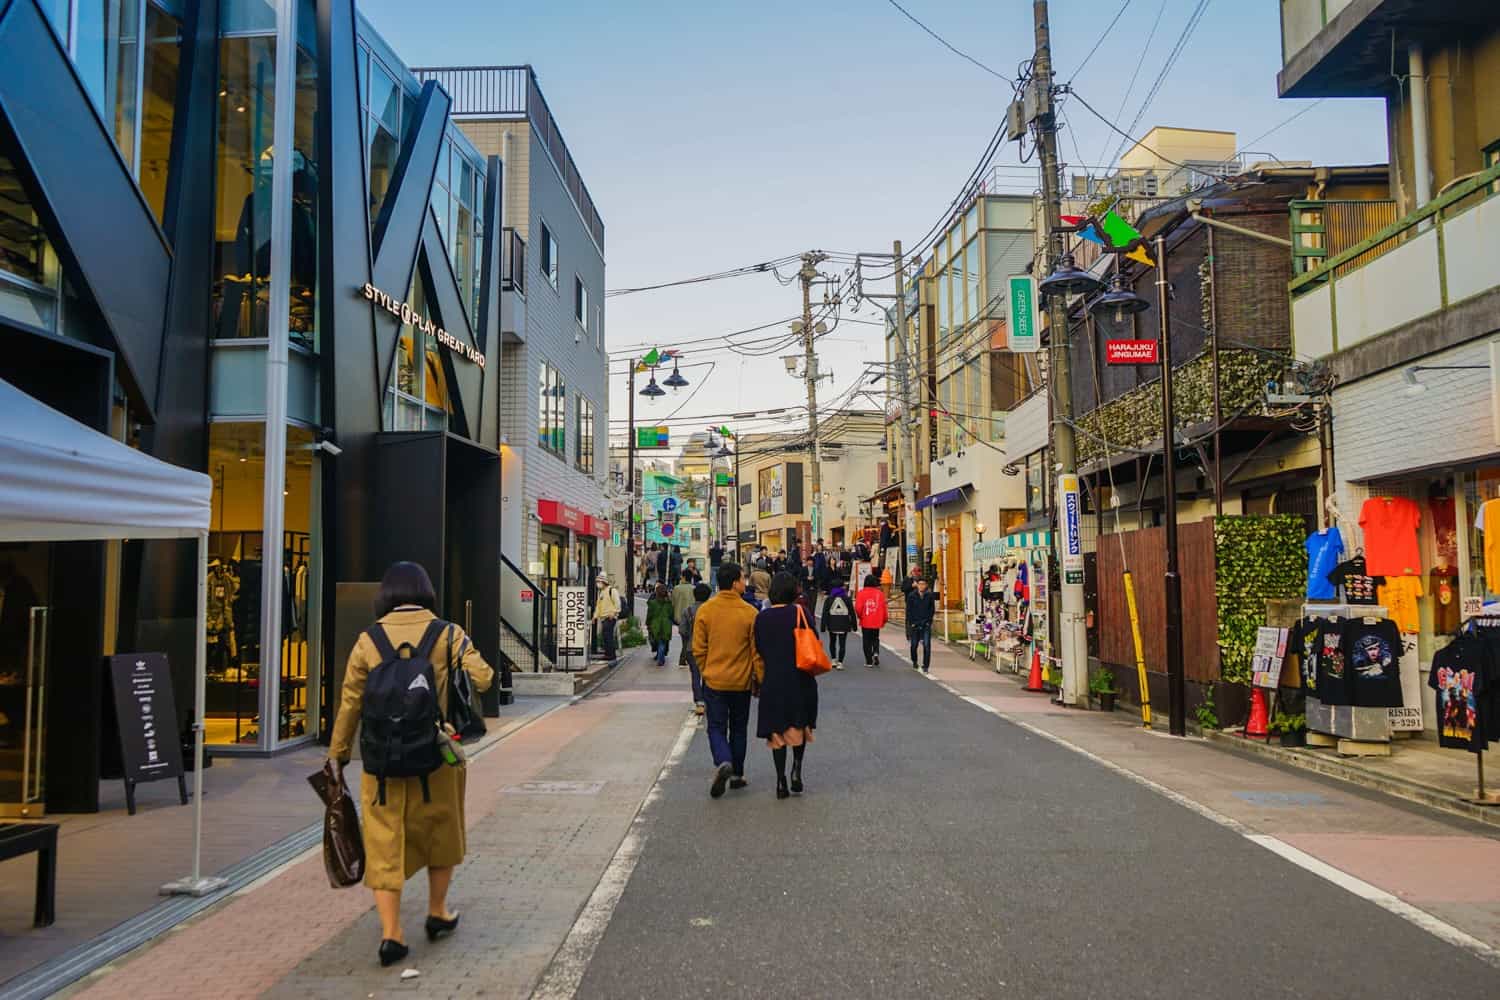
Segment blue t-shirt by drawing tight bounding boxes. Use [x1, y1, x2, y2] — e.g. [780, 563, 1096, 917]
[1305, 527, 1344, 600]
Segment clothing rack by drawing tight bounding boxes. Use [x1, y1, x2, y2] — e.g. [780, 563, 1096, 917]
[1300, 603, 1394, 752]
[1453, 616, 1500, 805]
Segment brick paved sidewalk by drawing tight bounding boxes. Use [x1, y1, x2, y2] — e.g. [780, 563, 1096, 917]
[876, 627, 1500, 954]
[63, 646, 693, 1000]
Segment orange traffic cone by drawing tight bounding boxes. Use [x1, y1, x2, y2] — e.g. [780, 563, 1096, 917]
[1245, 688, 1270, 739]
[1023, 649, 1046, 692]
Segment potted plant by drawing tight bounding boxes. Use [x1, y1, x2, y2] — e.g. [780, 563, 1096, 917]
[1089, 666, 1118, 712]
[1268, 711, 1307, 747]
[619, 615, 646, 649]
[1044, 662, 1064, 694]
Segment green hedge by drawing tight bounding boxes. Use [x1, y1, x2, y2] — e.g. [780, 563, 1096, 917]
[1214, 515, 1306, 685]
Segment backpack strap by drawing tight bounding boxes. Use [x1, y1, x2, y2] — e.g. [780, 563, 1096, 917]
[415, 619, 448, 661]
[366, 624, 397, 663]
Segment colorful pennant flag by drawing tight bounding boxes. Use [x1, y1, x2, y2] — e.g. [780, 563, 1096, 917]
[640, 347, 661, 367]
[1099, 208, 1141, 248]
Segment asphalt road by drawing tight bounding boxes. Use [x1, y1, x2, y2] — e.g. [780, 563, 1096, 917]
[574, 641, 1497, 999]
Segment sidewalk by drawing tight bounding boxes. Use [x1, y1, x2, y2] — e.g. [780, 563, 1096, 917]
[880, 625, 1500, 954]
[0, 695, 565, 995]
[58, 644, 694, 1000]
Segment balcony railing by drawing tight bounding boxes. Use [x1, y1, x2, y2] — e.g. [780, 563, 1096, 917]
[412, 65, 605, 252]
[1289, 198, 1399, 277]
[1288, 162, 1500, 359]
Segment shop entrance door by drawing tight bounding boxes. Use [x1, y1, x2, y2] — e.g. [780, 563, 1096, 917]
[0, 545, 49, 817]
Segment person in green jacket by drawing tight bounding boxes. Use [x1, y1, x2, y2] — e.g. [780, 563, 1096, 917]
[646, 584, 674, 666]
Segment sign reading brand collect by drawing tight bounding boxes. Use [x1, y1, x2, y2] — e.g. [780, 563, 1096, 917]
[1105, 339, 1160, 365]
[360, 283, 486, 367]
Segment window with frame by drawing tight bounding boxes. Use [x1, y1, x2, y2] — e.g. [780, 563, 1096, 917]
[539, 361, 566, 455]
[1024, 448, 1049, 523]
[540, 221, 557, 288]
[575, 276, 588, 333]
[576, 396, 595, 474]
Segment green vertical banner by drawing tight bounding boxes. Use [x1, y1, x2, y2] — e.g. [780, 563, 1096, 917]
[1007, 274, 1039, 353]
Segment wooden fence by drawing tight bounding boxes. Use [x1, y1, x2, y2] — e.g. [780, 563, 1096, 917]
[1095, 520, 1219, 683]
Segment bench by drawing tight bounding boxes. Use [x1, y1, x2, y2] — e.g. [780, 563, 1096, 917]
[0, 822, 58, 927]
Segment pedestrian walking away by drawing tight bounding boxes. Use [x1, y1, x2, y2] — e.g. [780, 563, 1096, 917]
[690, 561, 763, 798]
[679, 582, 711, 714]
[328, 561, 494, 967]
[671, 574, 697, 666]
[905, 575, 938, 672]
[646, 584, 674, 666]
[854, 573, 889, 666]
[593, 572, 622, 661]
[754, 572, 819, 799]
[821, 582, 854, 669]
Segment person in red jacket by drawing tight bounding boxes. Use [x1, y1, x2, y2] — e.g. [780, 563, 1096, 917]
[854, 573, 889, 667]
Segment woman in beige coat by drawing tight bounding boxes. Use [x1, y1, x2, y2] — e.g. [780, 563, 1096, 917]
[329, 562, 494, 966]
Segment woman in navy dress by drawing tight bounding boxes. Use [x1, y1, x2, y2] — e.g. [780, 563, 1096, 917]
[754, 572, 819, 799]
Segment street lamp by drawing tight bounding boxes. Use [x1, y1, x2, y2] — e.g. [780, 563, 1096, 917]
[1091, 272, 1150, 327]
[640, 375, 665, 398]
[663, 360, 689, 389]
[626, 350, 685, 601]
[1038, 252, 1103, 299]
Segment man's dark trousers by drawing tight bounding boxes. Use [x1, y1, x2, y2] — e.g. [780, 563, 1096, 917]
[908, 622, 932, 671]
[701, 686, 750, 777]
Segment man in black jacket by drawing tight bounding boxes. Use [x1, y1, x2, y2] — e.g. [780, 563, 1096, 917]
[904, 576, 938, 673]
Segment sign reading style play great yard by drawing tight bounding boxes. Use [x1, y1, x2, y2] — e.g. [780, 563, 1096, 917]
[361, 283, 486, 367]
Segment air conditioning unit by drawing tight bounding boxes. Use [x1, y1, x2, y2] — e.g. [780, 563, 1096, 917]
[1143, 174, 1158, 197]
[1070, 175, 1089, 197]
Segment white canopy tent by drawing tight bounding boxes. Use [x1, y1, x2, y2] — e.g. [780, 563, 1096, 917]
[0, 377, 223, 894]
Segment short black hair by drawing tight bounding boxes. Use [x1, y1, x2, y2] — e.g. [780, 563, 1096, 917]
[863, 573, 880, 588]
[376, 561, 437, 617]
[693, 582, 711, 601]
[717, 561, 742, 591]
[768, 571, 799, 605]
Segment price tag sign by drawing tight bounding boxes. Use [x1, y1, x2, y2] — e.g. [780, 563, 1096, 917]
[1462, 596, 1483, 620]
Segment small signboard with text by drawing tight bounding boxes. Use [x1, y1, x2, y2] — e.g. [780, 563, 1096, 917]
[636, 425, 670, 449]
[558, 586, 589, 660]
[1007, 275, 1040, 353]
[1105, 340, 1160, 365]
[1251, 627, 1288, 689]
[108, 652, 187, 815]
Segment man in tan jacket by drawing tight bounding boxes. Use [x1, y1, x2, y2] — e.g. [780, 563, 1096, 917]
[691, 561, 764, 798]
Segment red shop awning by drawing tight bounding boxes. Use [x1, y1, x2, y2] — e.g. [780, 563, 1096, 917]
[538, 499, 610, 540]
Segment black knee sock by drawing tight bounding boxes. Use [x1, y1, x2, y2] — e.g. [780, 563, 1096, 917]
[791, 744, 805, 769]
[772, 747, 787, 780]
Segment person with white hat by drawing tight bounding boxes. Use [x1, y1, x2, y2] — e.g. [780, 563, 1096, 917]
[593, 572, 622, 661]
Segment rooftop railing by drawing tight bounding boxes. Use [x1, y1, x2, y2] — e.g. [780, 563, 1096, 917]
[412, 65, 604, 252]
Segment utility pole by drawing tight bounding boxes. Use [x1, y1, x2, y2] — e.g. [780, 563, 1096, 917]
[1032, 0, 1088, 707]
[1156, 234, 1186, 736]
[800, 251, 829, 551]
[892, 240, 921, 582]
[625, 362, 637, 604]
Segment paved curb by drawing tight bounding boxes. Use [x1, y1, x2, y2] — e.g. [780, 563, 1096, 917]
[1204, 728, 1500, 831]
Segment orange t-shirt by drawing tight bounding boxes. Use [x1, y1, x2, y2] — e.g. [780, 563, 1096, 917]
[1377, 575, 1424, 635]
[1359, 497, 1422, 577]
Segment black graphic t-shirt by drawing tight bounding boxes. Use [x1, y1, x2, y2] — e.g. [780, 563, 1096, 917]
[1327, 556, 1385, 606]
[1315, 619, 1351, 705]
[1428, 638, 1490, 752]
[1342, 618, 1403, 707]
[1292, 617, 1323, 692]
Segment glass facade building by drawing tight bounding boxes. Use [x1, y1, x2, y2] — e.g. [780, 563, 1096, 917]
[0, 0, 510, 811]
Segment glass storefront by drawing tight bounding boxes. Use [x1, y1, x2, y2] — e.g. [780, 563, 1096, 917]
[212, 30, 277, 341]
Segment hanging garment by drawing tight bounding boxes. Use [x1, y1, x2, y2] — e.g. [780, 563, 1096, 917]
[1327, 555, 1383, 606]
[1430, 566, 1460, 634]
[1314, 619, 1353, 705]
[1341, 617, 1404, 708]
[1475, 498, 1500, 594]
[1358, 496, 1422, 577]
[1430, 494, 1459, 568]
[1292, 616, 1325, 692]
[1376, 576, 1424, 635]
[1305, 526, 1344, 601]
[1428, 637, 1490, 752]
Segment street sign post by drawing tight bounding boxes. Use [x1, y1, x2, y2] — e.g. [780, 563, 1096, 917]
[1105, 340, 1160, 364]
[1007, 275, 1040, 353]
[1060, 474, 1083, 585]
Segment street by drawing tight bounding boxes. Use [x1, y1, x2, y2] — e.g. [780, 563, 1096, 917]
[62, 626, 1500, 999]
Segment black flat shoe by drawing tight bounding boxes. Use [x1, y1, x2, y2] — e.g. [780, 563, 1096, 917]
[378, 939, 409, 967]
[425, 912, 461, 941]
[790, 766, 803, 795]
[729, 776, 748, 790]
[710, 763, 733, 799]
[776, 777, 790, 800]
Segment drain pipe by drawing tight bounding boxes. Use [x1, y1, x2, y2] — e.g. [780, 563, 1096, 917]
[1409, 42, 1433, 211]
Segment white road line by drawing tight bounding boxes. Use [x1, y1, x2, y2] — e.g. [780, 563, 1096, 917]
[531, 711, 699, 999]
[917, 656, 1500, 970]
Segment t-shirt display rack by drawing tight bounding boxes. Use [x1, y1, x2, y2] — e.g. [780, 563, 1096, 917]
[1299, 602, 1398, 755]
[1432, 614, 1500, 806]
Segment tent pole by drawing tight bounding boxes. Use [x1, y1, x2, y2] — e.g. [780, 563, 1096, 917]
[162, 532, 227, 896]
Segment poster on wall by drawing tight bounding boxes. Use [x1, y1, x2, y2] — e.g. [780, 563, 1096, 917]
[758, 465, 785, 517]
[1251, 627, 1288, 689]
[558, 586, 589, 660]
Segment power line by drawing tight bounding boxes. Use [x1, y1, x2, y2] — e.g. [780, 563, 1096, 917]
[1064, 0, 1133, 83]
[881, 0, 1008, 80]
[1112, 0, 1212, 164]
[1068, 89, 1188, 168]
[1098, 0, 1168, 168]
[604, 256, 802, 297]
[1234, 99, 1326, 157]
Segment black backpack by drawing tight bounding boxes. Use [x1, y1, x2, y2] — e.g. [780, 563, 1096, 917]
[360, 619, 446, 804]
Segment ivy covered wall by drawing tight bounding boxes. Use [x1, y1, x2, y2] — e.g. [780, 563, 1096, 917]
[1213, 515, 1307, 685]
[1076, 349, 1283, 465]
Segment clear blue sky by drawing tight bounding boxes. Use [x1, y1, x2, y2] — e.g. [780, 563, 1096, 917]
[360, 0, 1387, 442]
